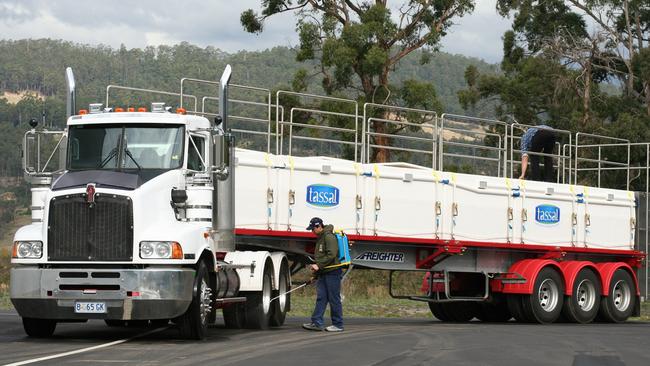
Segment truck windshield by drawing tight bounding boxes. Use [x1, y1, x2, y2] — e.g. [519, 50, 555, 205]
[67, 124, 184, 170]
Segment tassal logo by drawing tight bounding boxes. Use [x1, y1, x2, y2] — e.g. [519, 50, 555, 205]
[306, 184, 340, 208]
[535, 204, 560, 224]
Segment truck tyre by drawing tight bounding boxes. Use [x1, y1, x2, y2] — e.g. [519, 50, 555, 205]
[441, 302, 478, 322]
[428, 301, 451, 321]
[598, 269, 635, 323]
[562, 269, 601, 324]
[507, 295, 529, 322]
[244, 260, 273, 329]
[270, 260, 290, 327]
[177, 261, 212, 339]
[521, 267, 564, 323]
[428, 292, 451, 321]
[223, 303, 246, 328]
[23, 318, 56, 338]
[476, 295, 512, 322]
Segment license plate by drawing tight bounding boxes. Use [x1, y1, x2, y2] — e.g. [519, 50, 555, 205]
[74, 302, 106, 313]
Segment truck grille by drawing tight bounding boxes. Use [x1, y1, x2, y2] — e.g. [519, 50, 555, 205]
[47, 193, 133, 261]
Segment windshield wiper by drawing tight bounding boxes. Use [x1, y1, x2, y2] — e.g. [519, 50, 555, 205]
[98, 147, 118, 168]
[124, 148, 142, 170]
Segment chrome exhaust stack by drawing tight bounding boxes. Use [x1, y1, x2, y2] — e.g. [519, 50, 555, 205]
[212, 65, 235, 252]
[65, 67, 76, 119]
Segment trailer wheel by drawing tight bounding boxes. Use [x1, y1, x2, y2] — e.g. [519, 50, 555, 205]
[23, 318, 56, 338]
[562, 269, 601, 324]
[428, 301, 451, 321]
[223, 303, 246, 328]
[476, 295, 512, 322]
[507, 295, 529, 322]
[270, 260, 290, 327]
[521, 267, 564, 323]
[441, 302, 478, 322]
[177, 261, 212, 339]
[244, 260, 273, 329]
[598, 269, 635, 323]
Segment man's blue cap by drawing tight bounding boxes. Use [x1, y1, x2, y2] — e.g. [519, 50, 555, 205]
[306, 217, 324, 231]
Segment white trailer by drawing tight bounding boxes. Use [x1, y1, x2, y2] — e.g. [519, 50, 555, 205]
[10, 65, 646, 339]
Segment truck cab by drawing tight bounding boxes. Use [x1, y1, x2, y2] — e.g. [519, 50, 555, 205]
[10, 66, 286, 339]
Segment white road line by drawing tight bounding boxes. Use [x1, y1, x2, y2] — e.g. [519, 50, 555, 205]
[2, 327, 168, 366]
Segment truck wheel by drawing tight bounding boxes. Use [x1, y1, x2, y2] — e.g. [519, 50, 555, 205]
[223, 303, 246, 328]
[177, 261, 212, 339]
[244, 260, 273, 329]
[428, 292, 451, 321]
[521, 267, 564, 323]
[507, 295, 529, 322]
[441, 302, 478, 322]
[476, 295, 512, 322]
[598, 269, 635, 323]
[23, 318, 56, 338]
[562, 269, 601, 324]
[270, 261, 290, 327]
[428, 301, 451, 321]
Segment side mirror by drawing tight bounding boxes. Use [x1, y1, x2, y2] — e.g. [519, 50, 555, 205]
[214, 115, 223, 126]
[28, 118, 38, 129]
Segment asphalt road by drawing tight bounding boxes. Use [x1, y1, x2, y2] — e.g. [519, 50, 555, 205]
[1, 310, 649, 366]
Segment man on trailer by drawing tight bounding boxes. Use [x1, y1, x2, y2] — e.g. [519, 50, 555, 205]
[519, 124, 556, 182]
[302, 217, 345, 332]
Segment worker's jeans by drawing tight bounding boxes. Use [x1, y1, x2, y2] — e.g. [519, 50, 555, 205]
[311, 268, 343, 328]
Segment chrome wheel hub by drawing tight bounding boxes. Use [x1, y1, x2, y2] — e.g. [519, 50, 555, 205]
[199, 278, 212, 324]
[576, 279, 596, 312]
[262, 275, 271, 314]
[538, 278, 559, 312]
[612, 280, 631, 312]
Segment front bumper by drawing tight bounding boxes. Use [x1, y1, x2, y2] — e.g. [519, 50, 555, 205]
[10, 266, 195, 320]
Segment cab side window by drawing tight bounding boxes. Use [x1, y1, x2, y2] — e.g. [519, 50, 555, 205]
[187, 135, 206, 171]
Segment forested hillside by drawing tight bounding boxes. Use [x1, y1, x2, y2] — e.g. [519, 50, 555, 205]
[0, 38, 499, 178]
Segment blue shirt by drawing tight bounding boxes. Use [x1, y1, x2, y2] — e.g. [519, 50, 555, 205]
[520, 125, 551, 154]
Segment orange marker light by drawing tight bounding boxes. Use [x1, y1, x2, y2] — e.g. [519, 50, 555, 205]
[127, 107, 135, 112]
[11, 242, 18, 258]
[176, 108, 186, 115]
[78, 109, 88, 115]
[137, 107, 147, 112]
[115, 107, 125, 112]
[171, 242, 183, 259]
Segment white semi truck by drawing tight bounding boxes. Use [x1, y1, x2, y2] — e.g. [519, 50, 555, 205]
[10, 65, 646, 339]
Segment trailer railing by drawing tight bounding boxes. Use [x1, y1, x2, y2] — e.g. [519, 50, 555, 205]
[102, 80, 648, 299]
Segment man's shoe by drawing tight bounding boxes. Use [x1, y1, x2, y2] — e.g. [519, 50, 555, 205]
[302, 323, 323, 331]
[325, 325, 344, 332]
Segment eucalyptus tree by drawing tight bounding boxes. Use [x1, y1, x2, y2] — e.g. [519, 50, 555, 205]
[241, 0, 476, 162]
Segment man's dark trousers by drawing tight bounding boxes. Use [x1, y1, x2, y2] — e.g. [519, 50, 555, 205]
[311, 268, 343, 328]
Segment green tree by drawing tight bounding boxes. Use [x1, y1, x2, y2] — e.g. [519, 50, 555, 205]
[241, 0, 476, 161]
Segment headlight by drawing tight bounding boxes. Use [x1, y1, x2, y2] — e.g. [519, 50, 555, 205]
[139, 241, 183, 259]
[12, 241, 43, 259]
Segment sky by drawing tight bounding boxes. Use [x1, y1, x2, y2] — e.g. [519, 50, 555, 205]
[0, 0, 511, 63]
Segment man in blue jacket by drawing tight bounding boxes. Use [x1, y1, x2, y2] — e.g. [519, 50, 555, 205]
[519, 124, 556, 182]
[302, 217, 344, 332]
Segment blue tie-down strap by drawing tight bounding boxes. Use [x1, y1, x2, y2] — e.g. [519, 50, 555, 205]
[441, 179, 450, 185]
[512, 191, 521, 198]
[576, 198, 584, 204]
[267, 207, 272, 217]
[362, 172, 373, 177]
